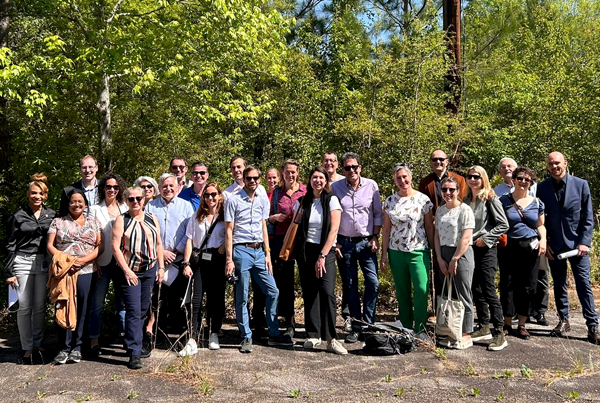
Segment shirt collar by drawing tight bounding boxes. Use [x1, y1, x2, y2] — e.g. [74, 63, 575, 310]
[433, 171, 448, 182]
[345, 177, 362, 190]
[81, 179, 98, 191]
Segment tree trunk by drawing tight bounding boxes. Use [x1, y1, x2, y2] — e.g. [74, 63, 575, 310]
[443, 0, 461, 115]
[0, 0, 10, 174]
[96, 72, 112, 171]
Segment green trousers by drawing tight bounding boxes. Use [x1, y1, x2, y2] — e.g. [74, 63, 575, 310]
[388, 248, 430, 333]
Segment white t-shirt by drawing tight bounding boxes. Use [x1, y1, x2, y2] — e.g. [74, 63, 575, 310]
[294, 196, 342, 244]
[435, 203, 475, 247]
[185, 217, 226, 249]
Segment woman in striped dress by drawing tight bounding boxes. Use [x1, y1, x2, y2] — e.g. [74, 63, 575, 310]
[112, 186, 165, 369]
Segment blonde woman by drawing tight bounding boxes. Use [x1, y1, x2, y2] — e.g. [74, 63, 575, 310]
[464, 166, 509, 351]
[5, 174, 56, 363]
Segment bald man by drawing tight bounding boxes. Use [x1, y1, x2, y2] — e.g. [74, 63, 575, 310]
[537, 152, 599, 344]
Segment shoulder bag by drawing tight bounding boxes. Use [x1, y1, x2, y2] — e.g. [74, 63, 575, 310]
[279, 205, 303, 261]
[190, 217, 219, 269]
[436, 275, 465, 341]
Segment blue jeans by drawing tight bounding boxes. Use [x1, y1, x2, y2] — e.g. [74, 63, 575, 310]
[549, 252, 598, 328]
[233, 245, 280, 339]
[59, 272, 93, 353]
[89, 260, 125, 338]
[339, 238, 379, 330]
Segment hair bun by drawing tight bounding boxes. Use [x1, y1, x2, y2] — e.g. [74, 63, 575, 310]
[31, 173, 48, 183]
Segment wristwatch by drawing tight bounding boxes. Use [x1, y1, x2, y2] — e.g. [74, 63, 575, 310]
[159, 267, 165, 271]
[182, 261, 190, 268]
[319, 253, 327, 259]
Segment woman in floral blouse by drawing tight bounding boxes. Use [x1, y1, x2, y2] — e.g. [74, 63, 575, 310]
[381, 164, 434, 337]
[47, 189, 101, 365]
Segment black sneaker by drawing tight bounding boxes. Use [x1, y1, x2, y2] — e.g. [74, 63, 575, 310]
[140, 343, 153, 359]
[268, 334, 294, 346]
[240, 338, 253, 353]
[53, 351, 69, 365]
[89, 345, 101, 359]
[535, 313, 549, 326]
[128, 356, 142, 370]
[67, 350, 82, 363]
[345, 331, 360, 344]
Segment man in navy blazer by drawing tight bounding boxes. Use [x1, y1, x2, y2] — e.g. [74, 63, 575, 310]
[537, 152, 599, 344]
[58, 155, 99, 217]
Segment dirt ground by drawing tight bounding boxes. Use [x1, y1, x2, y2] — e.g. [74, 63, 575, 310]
[1, 307, 600, 403]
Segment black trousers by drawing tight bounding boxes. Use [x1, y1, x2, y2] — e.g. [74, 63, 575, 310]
[530, 268, 549, 317]
[298, 243, 337, 341]
[151, 264, 188, 333]
[190, 248, 227, 338]
[499, 237, 539, 318]
[471, 244, 503, 329]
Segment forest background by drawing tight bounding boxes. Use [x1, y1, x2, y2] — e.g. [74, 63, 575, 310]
[1, 0, 600, 281]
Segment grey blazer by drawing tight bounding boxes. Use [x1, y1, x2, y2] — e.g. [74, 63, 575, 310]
[464, 193, 509, 248]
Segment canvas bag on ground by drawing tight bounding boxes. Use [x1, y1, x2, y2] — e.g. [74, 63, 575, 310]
[436, 275, 465, 341]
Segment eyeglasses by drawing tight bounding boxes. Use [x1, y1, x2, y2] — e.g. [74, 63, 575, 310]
[203, 192, 218, 199]
[191, 171, 207, 176]
[140, 185, 154, 190]
[441, 187, 457, 193]
[245, 176, 260, 182]
[431, 158, 447, 163]
[69, 200, 85, 206]
[466, 174, 481, 180]
[323, 158, 337, 163]
[516, 176, 532, 183]
[127, 196, 143, 203]
[105, 185, 119, 190]
[170, 165, 186, 171]
[343, 165, 359, 172]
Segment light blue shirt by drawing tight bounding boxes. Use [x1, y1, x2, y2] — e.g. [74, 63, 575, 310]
[82, 180, 99, 216]
[224, 188, 270, 244]
[146, 196, 194, 256]
[494, 181, 537, 197]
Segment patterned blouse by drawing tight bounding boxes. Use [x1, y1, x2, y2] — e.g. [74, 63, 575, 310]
[48, 215, 101, 275]
[121, 212, 159, 272]
[435, 203, 475, 247]
[383, 192, 433, 252]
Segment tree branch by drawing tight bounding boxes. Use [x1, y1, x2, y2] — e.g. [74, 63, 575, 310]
[106, 0, 126, 25]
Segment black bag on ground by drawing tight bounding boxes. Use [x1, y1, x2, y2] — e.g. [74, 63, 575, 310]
[363, 333, 402, 355]
[362, 320, 417, 355]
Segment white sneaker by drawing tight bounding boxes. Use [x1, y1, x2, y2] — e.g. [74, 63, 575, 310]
[209, 333, 220, 350]
[327, 339, 348, 355]
[303, 338, 322, 349]
[178, 339, 198, 357]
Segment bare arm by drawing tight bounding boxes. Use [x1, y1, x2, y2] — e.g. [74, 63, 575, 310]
[537, 214, 546, 257]
[153, 215, 165, 283]
[111, 216, 138, 286]
[434, 228, 448, 276]
[262, 219, 272, 275]
[424, 211, 434, 251]
[225, 221, 234, 276]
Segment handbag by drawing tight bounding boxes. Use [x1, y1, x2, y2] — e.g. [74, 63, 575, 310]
[436, 275, 465, 341]
[279, 206, 303, 261]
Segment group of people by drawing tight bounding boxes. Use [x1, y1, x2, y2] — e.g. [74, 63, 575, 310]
[5, 149, 599, 369]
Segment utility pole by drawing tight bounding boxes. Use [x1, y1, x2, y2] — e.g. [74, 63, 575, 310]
[443, 0, 462, 166]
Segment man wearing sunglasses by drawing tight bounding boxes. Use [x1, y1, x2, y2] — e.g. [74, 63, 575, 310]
[331, 152, 383, 343]
[178, 162, 209, 211]
[418, 149, 467, 216]
[59, 155, 100, 217]
[537, 152, 600, 344]
[169, 157, 192, 195]
[225, 165, 293, 352]
[494, 157, 547, 327]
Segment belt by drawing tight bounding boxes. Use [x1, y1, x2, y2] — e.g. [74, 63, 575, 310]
[234, 243, 263, 249]
[338, 235, 371, 242]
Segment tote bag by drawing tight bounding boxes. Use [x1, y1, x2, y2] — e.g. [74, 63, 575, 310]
[436, 275, 465, 341]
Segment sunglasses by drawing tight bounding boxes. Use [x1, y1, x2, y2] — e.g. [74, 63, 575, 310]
[127, 196, 143, 203]
[140, 185, 154, 190]
[466, 174, 481, 180]
[431, 158, 447, 163]
[105, 185, 119, 190]
[245, 176, 260, 182]
[203, 192, 218, 199]
[343, 165, 360, 172]
[516, 176, 532, 183]
[191, 171, 207, 176]
[441, 187, 457, 193]
[170, 165, 186, 171]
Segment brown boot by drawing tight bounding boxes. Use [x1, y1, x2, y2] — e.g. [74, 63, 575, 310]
[588, 326, 600, 345]
[551, 319, 571, 337]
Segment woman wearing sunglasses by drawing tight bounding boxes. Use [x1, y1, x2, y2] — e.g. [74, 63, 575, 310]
[434, 176, 476, 349]
[498, 167, 546, 339]
[88, 173, 129, 356]
[381, 164, 434, 338]
[179, 183, 227, 354]
[464, 166, 509, 351]
[134, 176, 159, 206]
[111, 186, 165, 369]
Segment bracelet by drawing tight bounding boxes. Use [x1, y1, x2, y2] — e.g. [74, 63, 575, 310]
[159, 267, 165, 271]
[264, 247, 271, 252]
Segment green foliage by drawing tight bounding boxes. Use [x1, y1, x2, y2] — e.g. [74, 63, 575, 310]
[520, 364, 533, 379]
